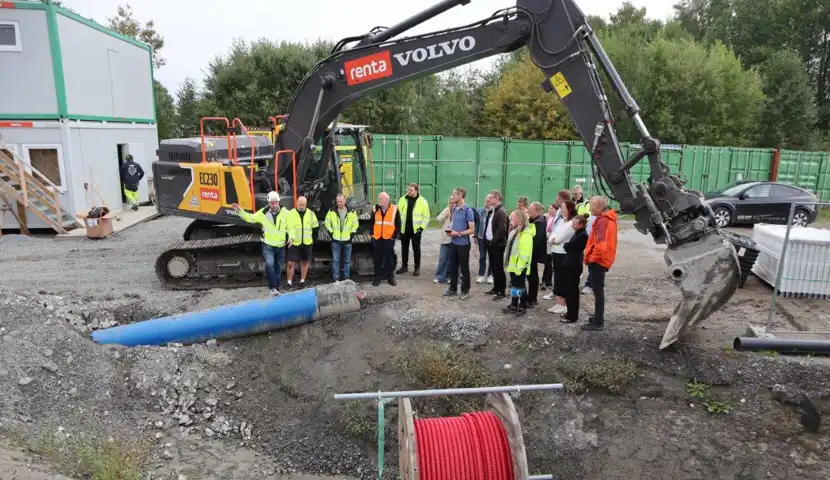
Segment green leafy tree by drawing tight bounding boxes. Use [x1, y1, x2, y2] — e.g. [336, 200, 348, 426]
[341, 76, 442, 134]
[480, 52, 579, 140]
[154, 81, 176, 140]
[756, 49, 818, 149]
[673, 0, 830, 132]
[601, 29, 766, 146]
[199, 38, 334, 127]
[175, 77, 201, 138]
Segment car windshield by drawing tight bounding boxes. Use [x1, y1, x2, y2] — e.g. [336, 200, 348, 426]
[706, 181, 758, 197]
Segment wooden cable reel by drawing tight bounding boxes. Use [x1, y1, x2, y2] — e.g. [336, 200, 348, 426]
[398, 392, 530, 480]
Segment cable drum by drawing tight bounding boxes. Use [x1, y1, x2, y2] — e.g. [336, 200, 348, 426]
[398, 393, 530, 480]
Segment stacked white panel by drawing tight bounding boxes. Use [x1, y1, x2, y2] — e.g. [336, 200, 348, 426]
[751, 223, 830, 299]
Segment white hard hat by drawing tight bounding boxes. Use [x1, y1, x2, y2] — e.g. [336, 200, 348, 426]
[267, 191, 280, 202]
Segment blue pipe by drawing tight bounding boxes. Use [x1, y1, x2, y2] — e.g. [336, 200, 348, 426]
[91, 281, 360, 347]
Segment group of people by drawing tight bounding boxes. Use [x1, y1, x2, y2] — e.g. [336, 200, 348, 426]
[236, 182, 618, 330]
[394, 183, 619, 330]
[231, 192, 348, 295]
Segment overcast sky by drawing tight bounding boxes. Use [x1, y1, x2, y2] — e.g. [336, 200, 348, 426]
[61, 0, 675, 95]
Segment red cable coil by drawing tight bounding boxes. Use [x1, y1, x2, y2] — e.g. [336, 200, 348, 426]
[414, 411, 514, 480]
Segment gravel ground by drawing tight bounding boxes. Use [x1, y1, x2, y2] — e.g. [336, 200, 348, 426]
[1, 215, 829, 479]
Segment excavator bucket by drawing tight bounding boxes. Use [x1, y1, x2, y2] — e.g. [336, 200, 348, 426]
[661, 230, 742, 349]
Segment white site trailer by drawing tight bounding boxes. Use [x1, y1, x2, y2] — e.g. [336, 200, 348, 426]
[0, 0, 158, 232]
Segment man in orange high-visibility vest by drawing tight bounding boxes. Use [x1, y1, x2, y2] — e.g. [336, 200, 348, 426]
[372, 191, 401, 287]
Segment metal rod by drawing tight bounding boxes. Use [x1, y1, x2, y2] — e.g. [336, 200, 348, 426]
[585, 31, 649, 139]
[529, 476, 554, 480]
[333, 383, 564, 400]
[367, 0, 472, 44]
[767, 201, 797, 330]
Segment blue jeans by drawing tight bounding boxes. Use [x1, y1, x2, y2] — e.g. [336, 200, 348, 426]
[332, 241, 352, 281]
[434, 243, 453, 283]
[477, 238, 492, 277]
[261, 244, 285, 290]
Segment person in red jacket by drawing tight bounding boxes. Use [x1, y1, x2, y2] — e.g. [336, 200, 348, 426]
[582, 196, 618, 331]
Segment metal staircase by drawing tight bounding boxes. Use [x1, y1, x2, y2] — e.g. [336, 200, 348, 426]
[0, 142, 80, 233]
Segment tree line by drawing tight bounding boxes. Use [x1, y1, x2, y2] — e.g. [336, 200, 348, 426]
[106, 1, 830, 151]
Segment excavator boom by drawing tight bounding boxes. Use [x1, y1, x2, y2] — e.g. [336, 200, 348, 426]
[272, 0, 741, 349]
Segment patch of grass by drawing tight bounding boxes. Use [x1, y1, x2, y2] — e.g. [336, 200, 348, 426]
[685, 379, 732, 415]
[758, 349, 780, 358]
[16, 430, 150, 480]
[704, 398, 732, 414]
[340, 401, 377, 442]
[394, 342, 496, 390]
[686, 379, 710, 398]
[395, 343, 497, 416]
[558, 359, 639, 394]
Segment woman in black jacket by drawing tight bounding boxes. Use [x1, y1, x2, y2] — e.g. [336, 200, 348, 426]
[560, 214, 589, 323]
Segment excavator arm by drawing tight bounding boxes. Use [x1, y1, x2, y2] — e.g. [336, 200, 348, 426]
[275, 0, 742, 349]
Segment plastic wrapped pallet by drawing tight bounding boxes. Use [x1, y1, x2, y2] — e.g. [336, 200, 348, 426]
[751, 223, 830, 299]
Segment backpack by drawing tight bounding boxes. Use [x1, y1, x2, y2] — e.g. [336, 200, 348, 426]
[452, 204, 478, 238]
[471, 206, 480, 232]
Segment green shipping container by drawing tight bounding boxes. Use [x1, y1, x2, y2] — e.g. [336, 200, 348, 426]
[364, 134, 830, 215]
[434, 137, 481, 207]
[777, 150, 827, 197]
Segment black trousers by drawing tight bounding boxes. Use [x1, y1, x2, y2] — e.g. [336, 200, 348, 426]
[449, 243, 471, 293]
[486, 242, 506, 295]
[564, 264, 583, 320]
[541, 253, 553, 287]
[588, 263, 607, 324]
[373, 239, 396, 280]
[400, 231, 422, 269]
[552, 253, 567, 297]
[527, 258, 540, 303]
[509, 272, 527, 308]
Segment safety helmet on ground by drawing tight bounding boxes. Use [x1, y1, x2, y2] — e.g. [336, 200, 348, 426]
[267, 191, 280, 203]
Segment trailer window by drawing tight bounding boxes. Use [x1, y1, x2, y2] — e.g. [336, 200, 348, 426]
[27, 148, 62, 187]
[0, 22, 21, 52]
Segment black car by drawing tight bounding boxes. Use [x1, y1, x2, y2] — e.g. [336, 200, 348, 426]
[703, 180, 818, 228]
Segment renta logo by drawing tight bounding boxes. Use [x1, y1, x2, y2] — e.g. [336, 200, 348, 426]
[393, 36, 476, 67]
[200, 188, 220, 201]
[344, 50, 393, 86]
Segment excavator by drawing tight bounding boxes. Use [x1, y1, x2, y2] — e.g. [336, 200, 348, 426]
[152, 0, 743, 350]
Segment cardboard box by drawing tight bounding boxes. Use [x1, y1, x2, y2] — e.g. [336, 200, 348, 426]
[77, 212, 113, 239]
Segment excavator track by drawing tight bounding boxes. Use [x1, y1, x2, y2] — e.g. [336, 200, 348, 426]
[155, 231, 377, 290]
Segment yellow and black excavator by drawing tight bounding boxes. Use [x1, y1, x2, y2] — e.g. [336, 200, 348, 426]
[152, 0, 746, 349]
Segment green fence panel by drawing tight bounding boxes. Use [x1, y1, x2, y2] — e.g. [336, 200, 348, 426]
[476, 138, 507, 208]
[680, 146, 736, 193]
[728, 148, 774, 184]
[540, 141, 573, 206]
[505, 139, 545, 206]
[778, 150, 825, 194]
[435, 137, 481, 208]
[399, 135, 439, 206]
[815, 153, 830, 201]
[371, 135, 404, 200]
[365, 133, 830, 214]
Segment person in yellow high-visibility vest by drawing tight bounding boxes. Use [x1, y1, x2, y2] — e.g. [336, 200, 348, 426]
[396, 183, 431, 277]
[324, 193, 359, 281]
[285, 196, 319, 289]
[572, 184, 591, 216]
[502, 209, 534, 316]
[232, 191, 288, 296]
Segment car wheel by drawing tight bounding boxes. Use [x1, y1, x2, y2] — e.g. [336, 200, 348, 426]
[792, 209, 810, 227]
[713, 206, 732, 228]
